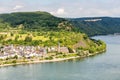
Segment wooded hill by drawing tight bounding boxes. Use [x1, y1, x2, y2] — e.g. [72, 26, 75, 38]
[0, 11, 74, 31]
[1, 12, 120, 36]
[69, 17, 120, 36]
[0, 11, 106, 53]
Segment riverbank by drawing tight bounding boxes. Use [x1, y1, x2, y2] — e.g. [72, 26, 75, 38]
[0, 49, 106, 67]
[0, 56, 80, 67]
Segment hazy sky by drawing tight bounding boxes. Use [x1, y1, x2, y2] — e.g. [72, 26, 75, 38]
[0, 0, 120, 18]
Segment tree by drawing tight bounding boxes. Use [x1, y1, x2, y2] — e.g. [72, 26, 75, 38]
[49, 36, 53, 41]
[10, 33, 14, 36]
[24, 36, 32, 42]
[31, 40, 40, 46]
[68, 47, 74, 53]
[0, 35, 4, 41]
[15, 35, 19, 41]
[13, 55, 18, 59]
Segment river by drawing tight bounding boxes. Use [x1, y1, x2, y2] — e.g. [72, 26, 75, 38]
[0, 35, 120, 80]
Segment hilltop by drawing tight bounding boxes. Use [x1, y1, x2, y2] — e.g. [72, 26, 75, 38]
[0, 11, 73, 31]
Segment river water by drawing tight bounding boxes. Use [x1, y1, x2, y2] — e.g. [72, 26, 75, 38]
[0, 35, 120, 80]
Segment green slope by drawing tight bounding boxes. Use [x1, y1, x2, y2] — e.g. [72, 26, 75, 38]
[1, 12, 120, 36]
[0, 11, 106, 54]
[69, 17, 120, 36]
[0, 11, 72, 31]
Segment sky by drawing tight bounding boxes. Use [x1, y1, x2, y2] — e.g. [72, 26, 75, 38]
[0, 0, 120, 18]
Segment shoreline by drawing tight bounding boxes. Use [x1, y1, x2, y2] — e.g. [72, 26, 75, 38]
[0, 56, 80, 67]
[0, 50, 106, 68]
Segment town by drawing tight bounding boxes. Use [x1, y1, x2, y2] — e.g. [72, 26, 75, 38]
[0, 45, 70, 59]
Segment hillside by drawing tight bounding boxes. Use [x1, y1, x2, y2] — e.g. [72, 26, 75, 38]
[69, 17, 120, 36]
[1, 12, 120, 36]
[0, 11, 106, 54]
[0, 11, 73, 31]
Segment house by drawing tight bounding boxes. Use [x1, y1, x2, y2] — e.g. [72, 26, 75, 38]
[0, 45, 48, 59]
[59, 47, 69, 53]
[47, 46, 57, 52]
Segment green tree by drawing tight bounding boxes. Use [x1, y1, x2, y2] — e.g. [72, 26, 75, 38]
[15, 35, 19, 41]
[24, 36, 32, 42]
[10, 33, 14, 36]
[13, 55, 18, 59]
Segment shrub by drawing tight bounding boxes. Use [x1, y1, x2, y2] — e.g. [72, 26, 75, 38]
[12, 60, 17, 64]
[68, 47, 74, 53]
[13, 55, 18, 59]
[24, 36, 32, 42]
